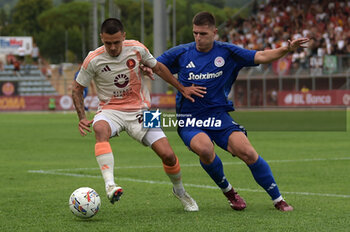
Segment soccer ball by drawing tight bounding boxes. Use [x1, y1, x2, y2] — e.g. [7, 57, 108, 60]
[69, 187, 101, 218]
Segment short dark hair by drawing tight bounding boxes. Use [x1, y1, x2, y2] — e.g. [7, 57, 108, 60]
[192, 12, 216, 27]
[101, 18, 124, 34]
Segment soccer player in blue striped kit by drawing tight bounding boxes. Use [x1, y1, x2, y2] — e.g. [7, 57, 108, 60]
[157, 12, 309, 211]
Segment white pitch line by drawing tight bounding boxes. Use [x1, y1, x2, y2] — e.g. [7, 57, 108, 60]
[28, 169, 350, 198]
[44, 157, 350, 172]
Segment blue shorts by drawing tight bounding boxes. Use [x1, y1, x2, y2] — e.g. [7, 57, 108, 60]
[177, 111, 247, 151]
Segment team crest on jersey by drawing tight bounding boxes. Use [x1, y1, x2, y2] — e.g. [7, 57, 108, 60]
[214, 56, 225, 67]
[114, 74, 129, 88]
[126, 59, 136, 69]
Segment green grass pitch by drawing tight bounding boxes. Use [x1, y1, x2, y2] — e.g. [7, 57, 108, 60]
[0, 110, 349, 232]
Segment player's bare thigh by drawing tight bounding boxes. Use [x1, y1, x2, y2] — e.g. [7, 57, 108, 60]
[190, 132, 215, 164]
[227, 131, 258, 165]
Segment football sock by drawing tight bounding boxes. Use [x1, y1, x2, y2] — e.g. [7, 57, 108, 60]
[248, 155, 281, 200]
[222, 183, 233, 193]
[273, 196, 284, 205]
[95, 142, 115, 188]
[163, 156, 185, 196]
[200, 154, 230, 191]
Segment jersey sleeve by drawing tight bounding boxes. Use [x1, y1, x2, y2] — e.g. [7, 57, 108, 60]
[228, 44, 257, 67]
[140, 47, 157, 69]
[76, 54, 94, 87]
[156, 45, 182, 74]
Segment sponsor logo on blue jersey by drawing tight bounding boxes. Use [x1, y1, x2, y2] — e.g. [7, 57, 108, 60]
[188, 71, 223, 80]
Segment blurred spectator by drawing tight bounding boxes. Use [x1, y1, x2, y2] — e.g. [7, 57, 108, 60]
[31, 43, 40, 65]
[58, 64, 63, 78]
[251, 88, 261, 106]
[17, 46, 25, 63]
[270, 89, 277, 105]
[46, 66, 52, 79]
[223, 0, 350, 71]
[301, 85, 310, 93]
[7, 53, 16, 65]
[48, 98, 56, 110]
[13, 60, 21, 75]
[166, 85, 175, 95]
[236, 86, 245, 106]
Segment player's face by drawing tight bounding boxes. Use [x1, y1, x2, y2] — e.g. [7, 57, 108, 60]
[100, 31, 126, 57]
[193, 24, 217, 52]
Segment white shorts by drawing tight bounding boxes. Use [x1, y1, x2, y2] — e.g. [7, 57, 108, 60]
[92, 109, 166, 146]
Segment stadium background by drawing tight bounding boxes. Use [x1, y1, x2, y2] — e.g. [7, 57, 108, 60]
[0, 0, 349, 111]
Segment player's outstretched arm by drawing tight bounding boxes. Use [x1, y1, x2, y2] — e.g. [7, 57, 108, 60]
[254, 37, 310, 64]
[72, 80, 93, 136]
[152, 62, 206, 102]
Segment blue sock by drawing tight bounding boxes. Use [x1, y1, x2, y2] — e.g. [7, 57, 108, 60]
[248, 156, 281, 200]
[200, 154, 229, 190]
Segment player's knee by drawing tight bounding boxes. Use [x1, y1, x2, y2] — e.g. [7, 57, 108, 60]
[151, 138, 177, 165]
[192, 145, 214, 164]
[93, 122, 111, 141]
[200, 153, 215, 164]
[153, 145, 176, 166]
[194, 145, 213, 156]
[159, 150, 176, 166]
[238, 148, 258, 164]
[93, 123, 104, 134]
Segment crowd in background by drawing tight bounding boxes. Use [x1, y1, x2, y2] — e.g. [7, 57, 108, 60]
[220, 0, 350, 70]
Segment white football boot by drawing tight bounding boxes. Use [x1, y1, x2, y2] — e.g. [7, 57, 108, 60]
[172, 188, 199, 212]
[106, 184, 123, 204]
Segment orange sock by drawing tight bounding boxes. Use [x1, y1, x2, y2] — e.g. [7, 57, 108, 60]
[163, 156, 181, 174]
[95, 142, 112, 156]
[95, 142, 115, 187]
[163, 156, 185, 196]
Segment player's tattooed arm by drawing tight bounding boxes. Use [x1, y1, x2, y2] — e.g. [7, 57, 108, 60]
[72, 80, 92, 136]
[72, 81, 86, 120]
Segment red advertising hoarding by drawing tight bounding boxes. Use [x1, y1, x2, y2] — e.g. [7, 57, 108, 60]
[0, 96, 72, 111]
[150, 94, 176, 109]
[0, 94, 177, 111]
[278, 90, 350, 106]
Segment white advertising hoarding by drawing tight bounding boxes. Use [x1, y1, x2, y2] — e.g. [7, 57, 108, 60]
[0, 36, 33, 55]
